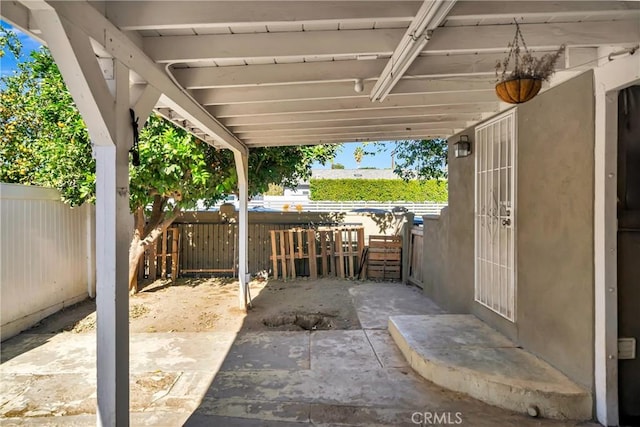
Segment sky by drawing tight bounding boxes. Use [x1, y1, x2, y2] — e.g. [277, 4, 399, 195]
[0, 21, 42, 78]
[314, 142, 396, 170]
[1, 20, 398, 169]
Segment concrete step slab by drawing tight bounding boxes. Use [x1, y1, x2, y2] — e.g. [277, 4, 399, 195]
[389, 315, 592, 421]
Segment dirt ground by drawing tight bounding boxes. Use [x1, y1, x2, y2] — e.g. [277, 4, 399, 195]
[27, 277, 362, 335]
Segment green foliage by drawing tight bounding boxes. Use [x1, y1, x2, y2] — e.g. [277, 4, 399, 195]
[364, 139, 448, 181]
[0, 43, 95, 205]
[264, 183, 284, 196]
[309, 179, 447, 202]
[331, 163, 345, 170]
[353, 146, 364, 165]
[128, 115, 227, 211]
[392, 139, 448, 181]
[0, 27, 22, 59]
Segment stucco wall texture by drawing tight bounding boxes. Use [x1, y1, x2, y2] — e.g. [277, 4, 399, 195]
[422, 71, 595, 392]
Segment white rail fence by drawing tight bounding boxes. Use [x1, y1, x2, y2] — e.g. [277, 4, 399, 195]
[0, 184, 95, 340]
[251, 198, 448, 215]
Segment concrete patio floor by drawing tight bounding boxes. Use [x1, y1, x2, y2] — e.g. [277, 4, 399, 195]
[1, 282, 598, 426]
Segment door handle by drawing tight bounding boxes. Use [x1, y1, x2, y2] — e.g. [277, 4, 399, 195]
[502, 218, 511, 226]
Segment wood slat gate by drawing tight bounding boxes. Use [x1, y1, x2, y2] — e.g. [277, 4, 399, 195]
[270, 226, 364, 280]
[367, 235, 402, 280]
[408, 226, 424, 288]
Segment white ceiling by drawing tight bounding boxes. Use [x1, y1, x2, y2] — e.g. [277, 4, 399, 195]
[4, 1, 640, 149]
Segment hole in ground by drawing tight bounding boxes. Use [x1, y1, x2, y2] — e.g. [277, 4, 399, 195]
[262, 312, 337, 330]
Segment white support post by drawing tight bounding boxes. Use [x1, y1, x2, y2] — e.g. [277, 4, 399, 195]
[593, 52, 640, 427]
[93, 60, 133, 427]
[86, 203, 95, 298]
[31, 8, 144, 425]
[234, 150, 249, 309]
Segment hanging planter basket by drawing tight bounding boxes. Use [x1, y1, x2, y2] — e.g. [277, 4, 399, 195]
[495, 21, 564, 104]
[495, 77, 542, 104]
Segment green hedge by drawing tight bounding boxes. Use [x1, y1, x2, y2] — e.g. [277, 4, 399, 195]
[309, 179, 448, 202]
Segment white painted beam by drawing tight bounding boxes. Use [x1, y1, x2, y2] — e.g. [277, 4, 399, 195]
[105, 1, 420, 30]
[243, 128, 455, 141]
[192, 79, 492, 105]
[244, 133, 450, 147]
[131, 84, 161, 125]
[209, 91, 496, 117]
[221, 103, 498, 126]
[33, 9, 116, 145]
[447, 1, 640, 23]
[172, 53, 518, 88]
[49, 1, 248, 155]
[0, 0, 45, 41]
[594, 52, 640, 427]
[233, 151, 249, 309]
[236, 122, 467, 138]
[427, 21, 640, 54]
[145, 29, 405, 63]
[228, 114, 481, 132]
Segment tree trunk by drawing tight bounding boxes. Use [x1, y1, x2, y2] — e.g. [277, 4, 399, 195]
[128, 201, 180, 294]
[129, 207, 146, 294]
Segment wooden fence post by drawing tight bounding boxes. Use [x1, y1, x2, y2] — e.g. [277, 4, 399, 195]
[171, 228, 179, 282]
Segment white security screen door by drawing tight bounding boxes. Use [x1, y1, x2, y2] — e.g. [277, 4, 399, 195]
[474, 110, 516, 321]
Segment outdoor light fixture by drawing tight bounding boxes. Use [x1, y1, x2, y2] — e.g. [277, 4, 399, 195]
[454, 135, 472, 158]
[354, 78, 364, 93]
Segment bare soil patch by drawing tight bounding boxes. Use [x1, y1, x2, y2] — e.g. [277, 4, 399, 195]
[27, 277, 361, 334]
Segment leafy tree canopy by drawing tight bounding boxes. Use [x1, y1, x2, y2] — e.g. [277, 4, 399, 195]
[359, 139, 448, 181]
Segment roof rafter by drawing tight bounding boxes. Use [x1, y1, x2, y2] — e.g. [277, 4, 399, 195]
[235, 122, 468, 138]
[171, 51, 560, 88]
[105, 1, 421, 31]
[446, 1, 640, 23]
[221, 104, 499, 127]
[427, 20, 639, 53]
[191, 79, 493, 105]
[209, 91, 496, 117]
[244, 133, 450, 147]
[228, 114, 481, 133]
[145, 28, 405, 63]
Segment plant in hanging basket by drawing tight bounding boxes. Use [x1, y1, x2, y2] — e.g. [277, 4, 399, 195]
[495, 21, 565, 104]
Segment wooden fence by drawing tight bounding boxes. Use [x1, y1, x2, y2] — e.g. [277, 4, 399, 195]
[138, 211, 344, 280]
[407, 225, 424, 288]
[367, 235, 403, 280]
[139, 227, 180, 281]
[269, 226, 365, 280]
[138, 211, 420, 283]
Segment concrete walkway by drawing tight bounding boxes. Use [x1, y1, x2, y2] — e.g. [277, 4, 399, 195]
[1, 282, 597, 426]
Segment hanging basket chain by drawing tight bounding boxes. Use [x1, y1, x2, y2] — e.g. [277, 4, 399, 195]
[496, 19, 564, 85]
[499, 20, 532, 82]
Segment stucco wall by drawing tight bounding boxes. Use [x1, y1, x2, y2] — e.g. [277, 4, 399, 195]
[421, 71, 595, 391]
[513, 71, 595, 390]
[422, 209, 449, 301]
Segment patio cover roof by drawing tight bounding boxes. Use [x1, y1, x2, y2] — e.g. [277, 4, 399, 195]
[2, 2, 639, 426]
[4, 1, 640, 152]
